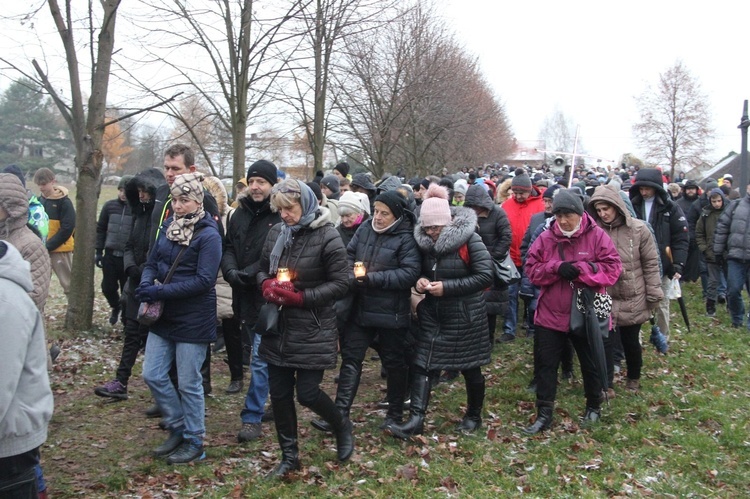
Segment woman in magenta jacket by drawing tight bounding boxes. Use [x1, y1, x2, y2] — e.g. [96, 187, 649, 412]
[522, 189, 621, 435]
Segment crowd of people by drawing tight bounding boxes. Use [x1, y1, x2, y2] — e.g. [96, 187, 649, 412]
[3, 147, 748, 494]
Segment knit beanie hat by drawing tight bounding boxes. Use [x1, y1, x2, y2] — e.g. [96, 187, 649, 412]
[453, 178, 468, 195]
[320, 175, 340, 195]
[338, 191, 370, 216]
[306, 181, 323, 202]
[543, 183, 562, 200]
[374, 190, 407, 220]
[511, 172, 532, 191]
[552, 188, 584, 216]
[246, 159, 278, 185]
[334, 162, 350, 178]
[419, 184, 452, 227]
[171, 172, 205, 203]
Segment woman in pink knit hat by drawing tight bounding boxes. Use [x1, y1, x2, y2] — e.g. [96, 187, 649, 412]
[388, 184, 494, 439]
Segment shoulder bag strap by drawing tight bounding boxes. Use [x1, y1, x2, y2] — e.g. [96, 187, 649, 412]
[163, 226, 205, 284]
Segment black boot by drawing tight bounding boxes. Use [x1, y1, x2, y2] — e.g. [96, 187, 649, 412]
[311, 362, 359, 433]
[268, 398, 300, 479]
[580, 406, 601, 427]
[706, 299, 716, 317]
[307, 391, 354, 461]
[456, 378, 484, 433]
[382, 367, 408, 428]
[523, 403, 553, 435]
[387, 373, 431, 439]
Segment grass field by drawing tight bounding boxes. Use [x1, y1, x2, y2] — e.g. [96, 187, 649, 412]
[37, 185, 750, 497]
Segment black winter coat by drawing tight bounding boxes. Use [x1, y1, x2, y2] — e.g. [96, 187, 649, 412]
[96, 198, 132, 253]
[346, 215, 421, 329]
[464, 184, 512, 315]
[257, 208, 349, 370]
[122, 169, 166, 320]
[221, 196, 281, 327]
[630, 186, 689, 278]
[412, 207, 493, 371]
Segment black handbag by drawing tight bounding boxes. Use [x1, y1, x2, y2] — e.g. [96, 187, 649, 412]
[570, 287, 611, 338]
[494, 253, 521, 285]
[256, 302, 281, 336]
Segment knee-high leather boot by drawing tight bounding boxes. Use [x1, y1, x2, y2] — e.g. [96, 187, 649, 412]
[311, 362, 360, 433]
[307, 392, 354, 461]
[268, 397, 300, 478]
[456, 378, 484, 432]
[387, 373, 430, 439]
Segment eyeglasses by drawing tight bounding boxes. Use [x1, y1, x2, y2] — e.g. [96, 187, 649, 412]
[423, 225, 443, 233]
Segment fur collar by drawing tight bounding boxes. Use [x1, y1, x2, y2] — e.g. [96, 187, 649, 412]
[414, 206, 477, 255]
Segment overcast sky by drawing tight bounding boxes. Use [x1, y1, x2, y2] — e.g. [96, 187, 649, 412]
[439, 0, 750, 166]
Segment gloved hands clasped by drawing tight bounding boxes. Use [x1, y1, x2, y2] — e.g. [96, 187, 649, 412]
[557, 261, 580, 281]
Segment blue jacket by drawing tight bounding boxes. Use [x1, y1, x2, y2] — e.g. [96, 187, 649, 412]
[140, 212, 221, 343]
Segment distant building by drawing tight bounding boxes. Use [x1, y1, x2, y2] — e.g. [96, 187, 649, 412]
[503, 140, 546, 170]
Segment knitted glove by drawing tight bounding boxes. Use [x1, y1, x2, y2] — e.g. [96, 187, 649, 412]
[557, 262, 580, 281]
[261, 278, 278, 298]
[95, 251, 104, 269]
[135, 284, 160, 303]
[273, 286, 304, 307]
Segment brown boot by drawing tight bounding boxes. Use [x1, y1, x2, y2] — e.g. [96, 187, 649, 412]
[625, 379, 640, 392]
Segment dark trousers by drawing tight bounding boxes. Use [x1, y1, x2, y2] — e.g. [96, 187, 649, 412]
[116, 318, 149, 385]
[535, 325, 602, 409]
[222, 316, 244, 381]
[605, 323, 643, 386]
[532, 333, 574, 384]
[411, 364, 483, 384]
[101, 252, 126, 310]
[341, 324, 409, 373]
[268, 363, 325, 407]
[0, 448, 39, 498]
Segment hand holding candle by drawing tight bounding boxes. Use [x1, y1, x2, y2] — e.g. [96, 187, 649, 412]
[277, 267, 291, 283]
[353, 262, 366, 279]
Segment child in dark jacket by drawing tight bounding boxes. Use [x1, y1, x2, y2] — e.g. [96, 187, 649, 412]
[695, 188, 727, 317]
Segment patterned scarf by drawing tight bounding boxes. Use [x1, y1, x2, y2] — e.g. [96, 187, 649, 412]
[166, 207, 205, 246]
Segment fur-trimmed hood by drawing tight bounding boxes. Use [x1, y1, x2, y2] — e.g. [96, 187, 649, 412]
[414, 206, 478, 255]
[201, 175, 230, 217]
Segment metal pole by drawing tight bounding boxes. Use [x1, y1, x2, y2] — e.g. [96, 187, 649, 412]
[567, 125, 581, 188]
[739, 100, 749, 196]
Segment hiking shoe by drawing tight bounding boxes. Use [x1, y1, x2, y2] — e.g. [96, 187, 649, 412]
[225, 379, 243, 394]
[580, 407, 601, 426]
[145, 404, 162, 418]
[153, 431, 184, 457]
[238, 422, 262, 442]
[625, 379, 640, 392]
[600, 388, 616, 403]
[94, 379, 128, 400]
[166, 440, 205, 465]
[498, 333, 515, 343]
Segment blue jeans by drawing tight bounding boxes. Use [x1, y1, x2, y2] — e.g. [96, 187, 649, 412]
[240, 332, 269, 424]
[503, 281, 520, 337]
[143, 333, 207, 440]
[726, 260, 750, 327]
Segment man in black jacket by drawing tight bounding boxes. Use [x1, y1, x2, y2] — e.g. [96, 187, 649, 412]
[221, 160, 281, 442]
[630, 168, 689, 340]
[96, 176, 133, 325]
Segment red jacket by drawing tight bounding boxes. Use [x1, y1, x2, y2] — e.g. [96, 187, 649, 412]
[501, 188, 545, 267]
[525, 212, 622, 332]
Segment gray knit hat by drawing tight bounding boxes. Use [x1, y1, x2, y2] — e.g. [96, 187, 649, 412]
[320, 175, 340, 195]
[511, 173, 532, 191]
[552, 188, 584, 215]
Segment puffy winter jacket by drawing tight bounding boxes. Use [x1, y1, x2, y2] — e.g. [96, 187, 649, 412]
[464, 184, 512, 314]
[40, 186, 75, 252]
[347, 215, 421, 329]
[140, 212, 222, 343]
[501, 186, 545, 267]
[257, 208, 349, 370]
[695, 190, 727, 262]
[123, 169, 166, 321]
[525, 212, 622, 332]
[588, 185, 662, 328]
[713, 196, 750, 261]
[96, 198, 132, 253]
[412, 207, 493, 371]
[0, 174, 51, 312]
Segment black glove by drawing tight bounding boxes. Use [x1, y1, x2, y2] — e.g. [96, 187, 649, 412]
[558, 261, 580, 280]
[225, 269, 251, 288]
[95, 251, 104, 269]
[354, 275, 369, 288]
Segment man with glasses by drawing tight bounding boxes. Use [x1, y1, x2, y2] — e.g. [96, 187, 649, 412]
[499, 170, 545, 343]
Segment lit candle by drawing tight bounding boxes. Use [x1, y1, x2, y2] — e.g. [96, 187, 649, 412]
[277, 267, 291, 282]
[353, 262, 366, 278]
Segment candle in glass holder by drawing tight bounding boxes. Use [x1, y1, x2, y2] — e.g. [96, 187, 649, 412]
[277, 267, 291, 282]
[353, 262, 366, 278]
